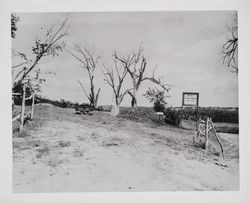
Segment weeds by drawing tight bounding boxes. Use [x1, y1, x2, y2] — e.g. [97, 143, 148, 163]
[57, 140, 71, 147]
[48, 156, 62, 168]
[16, 130, 31, 138]
[73, 148, 85, 157]
[36, 144, 50, 158]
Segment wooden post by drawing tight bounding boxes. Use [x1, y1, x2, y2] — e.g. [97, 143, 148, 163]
[195, 106, 199, 131]
[31, 93, 35, 120]
[19, 85, 26, 131]
[12, 95, 15, 116]
[210, 119, 225, 159]
[204, 117, 209, 150]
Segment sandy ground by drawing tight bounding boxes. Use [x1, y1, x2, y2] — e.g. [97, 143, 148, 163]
[12, 104, 239, 192]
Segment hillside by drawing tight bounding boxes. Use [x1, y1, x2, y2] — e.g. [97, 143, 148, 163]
[13, 104, 239, 192]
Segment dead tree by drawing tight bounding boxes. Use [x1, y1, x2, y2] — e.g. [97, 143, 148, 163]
[67, 44, 101, 109]
[12, 18, 70, 89]
[222, 12, 238, 74]
[114, 47, 171, 107]
[103, 58, 130, 116]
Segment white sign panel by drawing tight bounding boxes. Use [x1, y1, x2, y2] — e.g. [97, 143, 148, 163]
[182, 92, 199, 106]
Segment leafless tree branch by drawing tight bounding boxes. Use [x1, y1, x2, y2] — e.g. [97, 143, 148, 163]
[222, 12, 238, 74]
[68, 43, 101, 108]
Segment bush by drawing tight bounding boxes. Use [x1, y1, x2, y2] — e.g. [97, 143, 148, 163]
[154, 101, 166, 112]
[13, 83, 34, 106]
[144, 88, 167, 112]
[118, 107, 164, 124]
[96, 106, 104, 111]
[164, 108, 182, 126]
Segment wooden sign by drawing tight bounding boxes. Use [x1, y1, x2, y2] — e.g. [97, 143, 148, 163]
[182, 92, 199, 107]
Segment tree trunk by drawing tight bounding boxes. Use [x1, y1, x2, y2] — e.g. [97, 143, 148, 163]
[130, 76, 138, 108]
[94, 88, 101, 109]
[131, 88, 138, 108]
[90, 78, 95, 109]
[204, 117, 209, 150]
[111, 96, 120, 116]
[111, 103, 120, 116]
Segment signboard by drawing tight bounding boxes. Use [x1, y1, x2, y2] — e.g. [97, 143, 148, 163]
[182, 92, 199, 107]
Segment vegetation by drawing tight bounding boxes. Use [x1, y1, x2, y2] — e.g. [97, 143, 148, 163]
[118, 107, 165, 125]
[164, 107, 238, 126]
[103, 54, 130, 116]
[33, 96, 83, 109]
[114, 46, 171, 107]
[11, 14, 19, 38]
[67, 44, 101, 109]
[144, 88, 168, 112]
[12, 14, 238, 133]
[222, 12, 238, 73]
[12, 16, 70, 92]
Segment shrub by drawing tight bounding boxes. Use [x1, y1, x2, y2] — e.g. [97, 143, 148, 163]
[164, 108, 182, 126]
[154, 101, 166, 112]
[118, 107, 165, 125]
[144, 88, 168, 112]
[102, 105, 112, 112]
[96, 106, 104, 111]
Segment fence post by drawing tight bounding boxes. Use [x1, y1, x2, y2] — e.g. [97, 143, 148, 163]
[12, 94, 15, 115]
[19, 85, 26, 131]
[31, 93, 35, 120]
[204, 117, 209, 150]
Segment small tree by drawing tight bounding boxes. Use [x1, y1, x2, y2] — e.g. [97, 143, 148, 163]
[103, 56, 130, 116]
[144, 88, 169, 112]
[67, 44, 101, 109]
[12, 18, 70, 90]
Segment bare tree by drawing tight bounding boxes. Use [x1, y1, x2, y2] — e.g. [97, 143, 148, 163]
[103, 57, 130, 116]
[114, 46, 171, 107]
[67, 44, 101, 109]
[222, 12, 238, 74]
[12, 18, 70, 90]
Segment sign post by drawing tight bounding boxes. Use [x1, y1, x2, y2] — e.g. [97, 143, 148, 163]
[182, 92, 199, 130]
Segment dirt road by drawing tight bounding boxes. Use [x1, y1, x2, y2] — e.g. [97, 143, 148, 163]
[13, 104, 239, 192]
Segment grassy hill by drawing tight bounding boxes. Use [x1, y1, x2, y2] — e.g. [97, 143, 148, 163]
[13, 104, 239, 192]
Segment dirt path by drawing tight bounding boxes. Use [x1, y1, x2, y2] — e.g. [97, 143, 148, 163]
[13, 105, 239, 192]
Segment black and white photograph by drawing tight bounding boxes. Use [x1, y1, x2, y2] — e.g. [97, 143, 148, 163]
[10, 11, 240, 193]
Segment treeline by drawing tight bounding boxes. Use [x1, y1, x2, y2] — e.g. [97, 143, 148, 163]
[14, 95, 86, 109]
[164, 107, 238, 125]
[36, 96, 106, 111]
[36, 96, 80, 108]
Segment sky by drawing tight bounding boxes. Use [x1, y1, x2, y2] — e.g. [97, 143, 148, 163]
[12, 11, 238, 107]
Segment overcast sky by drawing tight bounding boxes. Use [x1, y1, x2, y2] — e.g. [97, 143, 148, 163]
[12, 11, 238, 107]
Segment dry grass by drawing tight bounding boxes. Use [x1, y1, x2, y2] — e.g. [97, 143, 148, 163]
[57, 140, 71, 148]
[73, 148, 85, 157]
[36, 144, 50, 158]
